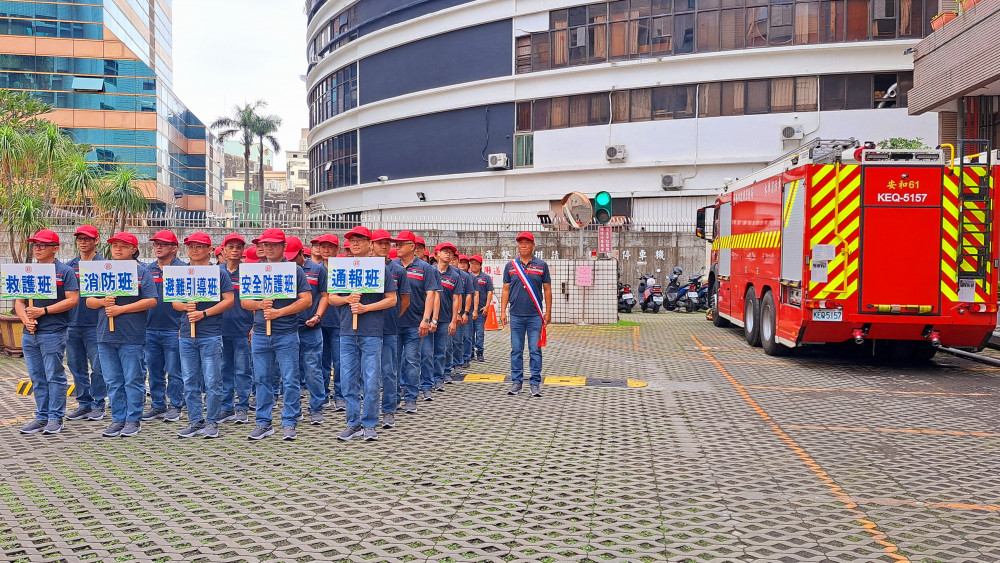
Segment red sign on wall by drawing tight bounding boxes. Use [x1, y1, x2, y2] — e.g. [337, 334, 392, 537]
[598, 226, 612, 253]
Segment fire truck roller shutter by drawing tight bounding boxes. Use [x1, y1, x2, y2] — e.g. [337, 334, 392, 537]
[718, 202, 733, 277]
[780, 179, 806, 282]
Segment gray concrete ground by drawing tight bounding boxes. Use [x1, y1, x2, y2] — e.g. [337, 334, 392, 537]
[1, 313, 999, 562]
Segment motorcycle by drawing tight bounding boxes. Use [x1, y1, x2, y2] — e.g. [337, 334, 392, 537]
[696, 276, 710, 311]
[618, 281, 636, 313]
[661, 266, 685, 311]
[637, 270, 664, 313]
[683, 274, 704, 312]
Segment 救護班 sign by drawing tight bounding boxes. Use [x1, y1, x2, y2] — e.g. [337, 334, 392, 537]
[327, 257, 385, 294]
[162, 266, 221, 302]
[78, 261, 140, 297]
[0, 263, 57, 299]
[238, 262, 297, 300]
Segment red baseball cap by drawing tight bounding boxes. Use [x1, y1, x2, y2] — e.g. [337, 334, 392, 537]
[371, 229, 392, 242]
[459, 254, 470, 262]
[283, 236, 305, 260]
[324, 234, 340, 246]
[436, 242, 458, 254]
[183, 232, 212, 246]
[243, 246, 259, 263]
[215, 247, 223, 256]
[150, 230, 178, 244]
[470, 254, 484, 263]
[28, 229, 60, 244]
[516, 231, 535, 242]
[252, 228, 286, 244]
[414, 236, 426, 246]
[74, 225, 99, 239]
[303, 247, 312, 257]
[222, 233, 246, 246]
[345, 226, 372, 240]
[336, 253, 347, 258]
[393, 230, 417, 243]
[388, 247, 398, 259]
[108, 232, 139, 247]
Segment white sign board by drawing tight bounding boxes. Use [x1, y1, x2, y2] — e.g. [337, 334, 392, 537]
[79, 260, 139, 297]
[162, 265, 222, 303]
[238, 262, 297, 300]
[0, 263, 57, 300]
[327, 257, 385, 294]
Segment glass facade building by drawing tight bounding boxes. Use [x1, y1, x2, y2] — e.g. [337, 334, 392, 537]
[0, 0, 219, 214]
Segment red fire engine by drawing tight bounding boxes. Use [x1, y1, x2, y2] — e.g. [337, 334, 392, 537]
[696, 139, 998, 358]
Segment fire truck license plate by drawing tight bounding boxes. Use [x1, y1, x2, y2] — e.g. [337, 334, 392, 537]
[812, 309, 842, 322]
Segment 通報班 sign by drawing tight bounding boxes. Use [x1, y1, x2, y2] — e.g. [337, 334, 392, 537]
[0, 263, 57, 299]
[327, 257, 385, 294]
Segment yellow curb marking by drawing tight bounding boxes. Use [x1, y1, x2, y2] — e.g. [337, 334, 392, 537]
[544, 376, 587, 386]
[463, 374, 506, 382]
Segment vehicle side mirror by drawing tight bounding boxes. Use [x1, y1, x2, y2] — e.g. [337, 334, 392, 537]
[696, 206, 716, 242]
[656, 269, 661, 273]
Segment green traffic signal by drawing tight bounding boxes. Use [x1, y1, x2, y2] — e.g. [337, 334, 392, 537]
[594, 191, 612, 224]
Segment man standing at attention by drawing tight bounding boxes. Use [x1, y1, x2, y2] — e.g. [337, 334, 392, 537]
[290, 236, 329, 426]
[142, 230, 187, 423]
[500, 232, 552, 397]
[427, 243, 462, 395]
[65, 225, 107, 422]
[372, 229, 409, 429]
[17, 230, 80, 435]
[392, 231, 439, 415]
[469, 255, 494, 362]
[219, 233, 253, 424]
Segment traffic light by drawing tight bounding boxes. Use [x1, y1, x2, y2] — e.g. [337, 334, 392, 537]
[593, 191, 612, 224]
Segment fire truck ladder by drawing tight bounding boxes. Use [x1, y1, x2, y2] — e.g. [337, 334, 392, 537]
[766, 138, 858, 167]
[955, 139, 993, 302]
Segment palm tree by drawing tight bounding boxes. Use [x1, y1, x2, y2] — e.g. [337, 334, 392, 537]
[212, 100, 265, 213]
[97, 166, 148, 233]
[59, 146, 98, 216]
[33, 122, 70, 209]
[252, 112, 282, 211]
[0, 191, 45, 262]
[0, 125, 25, 203]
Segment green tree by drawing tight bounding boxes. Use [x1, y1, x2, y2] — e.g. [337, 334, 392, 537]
[0, 89, 51, 129]
[0, 191, 45, 262]
[59, 146, 99, 216]
[97, 166, 148, 233]
[212, 100, 266, 213]
[252, 111, 282, 211]
[877, 137, 928, 149]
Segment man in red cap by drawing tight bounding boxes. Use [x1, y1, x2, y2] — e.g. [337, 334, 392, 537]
[244, 228, 313, 441]
[88, 232, 158, 437]
[288, 236, 329, 427]
[329, 226, 397, 441]
[312, 234, 342, 409]
[173, 233, 235, 439]
[16, 230, 80, 435]
[243, 246, 259, 263]
[454, 254, 476, 371]
[392, 231, 441, 414]
[219, 233, 253, 424]
[469, 254, 494, 362]
[141, 229, 187, 423]
[372, 229, 409, 429]
[425, 242, 464, 398]
[500, 232, 552, 397]
[65, 225, 108, 422]
[414, 236, 428, 262]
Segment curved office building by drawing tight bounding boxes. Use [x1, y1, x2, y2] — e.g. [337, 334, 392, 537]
[305, 0, 940, 220]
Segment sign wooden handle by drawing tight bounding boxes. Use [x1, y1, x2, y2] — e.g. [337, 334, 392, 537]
[27, 299, 34, 334]
[266, 319, 271, 336]
[191, 322, 196, 338]
[353, 313, 358, 330]
[109, 316, 114, 332]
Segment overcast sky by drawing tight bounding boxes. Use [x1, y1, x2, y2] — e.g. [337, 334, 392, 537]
[171, 0, 307, 169]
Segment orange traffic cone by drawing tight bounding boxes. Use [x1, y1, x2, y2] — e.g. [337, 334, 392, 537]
[485, 301, 499, 330]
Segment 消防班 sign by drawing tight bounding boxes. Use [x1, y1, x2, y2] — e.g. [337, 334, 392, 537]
[78, 261, 140, 297]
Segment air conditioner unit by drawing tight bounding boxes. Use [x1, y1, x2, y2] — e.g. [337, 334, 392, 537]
[487, 153, 509, 169]
[606, 145, 626, 162]
[781, 125, 804, 140]
[661, 174, 682, 191]
[309, 55, 321, 64]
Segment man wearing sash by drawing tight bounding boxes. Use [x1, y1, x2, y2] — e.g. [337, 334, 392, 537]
[500, 232, 552, 397]
[16, 230, 80, 435]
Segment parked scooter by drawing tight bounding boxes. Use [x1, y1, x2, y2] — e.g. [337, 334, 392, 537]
[618, 280, 636, 313]
[637, 270, 664, 313]
[683, 274, 704, 312]
[696, 276, 710, 311]
[661, 266, 685, 311]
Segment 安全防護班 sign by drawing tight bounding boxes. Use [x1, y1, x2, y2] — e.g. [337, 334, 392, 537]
[238, 262, 298, 300]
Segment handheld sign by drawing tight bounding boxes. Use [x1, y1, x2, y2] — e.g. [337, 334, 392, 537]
[79, 260, 139, 332]
[239, 262, 297, 336]
[328, 257, 385, 330]
[1, 263, 57, 335]
[163, 265, 222, 338]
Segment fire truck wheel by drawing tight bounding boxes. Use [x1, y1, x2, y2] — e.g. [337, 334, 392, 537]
[712, 285, 730, 328]
[910, 341, 937, 361]
[760, 291, 788, 356]
[743, 289, 761, 347]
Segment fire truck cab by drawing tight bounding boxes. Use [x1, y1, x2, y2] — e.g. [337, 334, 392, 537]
[696, 139, 999, 358]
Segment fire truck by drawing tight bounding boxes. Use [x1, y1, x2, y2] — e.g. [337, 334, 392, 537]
[696, 139, 999, 358]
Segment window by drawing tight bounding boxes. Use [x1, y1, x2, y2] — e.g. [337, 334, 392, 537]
[697, 11, 720, 52]
[846, 74, 872, 109]
[771, 77, 794, 112]
[569, 26, 588, 64]
[845, 0, 868, 40]
[746, 7, 768, 47]
[820, 74, 846, 110]
[631, 89, 652, 120]
[516, 36, 532, 73]
[674, 13, 695, 53]
[517, 102, 533, 131]
[794, 3, 819, 44]
[651, 16, 673, 53]
[699, 82, 723, 117]
[722, 81, 745, 116]
[531, 33, 550, 71]
[551, 97, 570, 128]
[308, 130, 358, 195]
[533, 99, 552, 130]
[652, 86, 673, 119]
[795, 77, 818, 111]
[720, 9, 745, 49]
[770, 4, 794, 45]
[590, 93, 611, 124]
[515, 133, 534, 167]
[611, 90, 630, 122]
[820, 0, 845, 42]
[746, 80, 770, 113]
[570, 95, 590, 127]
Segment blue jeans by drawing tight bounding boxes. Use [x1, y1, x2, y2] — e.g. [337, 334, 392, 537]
[99, 343, 145, 423]
[473, 315, 486, 355]
[251, 331, 301, 427]
[419, 329, 440, 390]
[299, 327, 327, 413]
[179, 336, 224, 424]
[221, 334, 251, 412]
[22, 331, 68, 420]
[428, 329, 450, 383]
[340, 335, 381, 428]
[145, 329, 184, 410]
[398, 327, 421, 402]
[381, 334, 399, 414]
[66, 326, 105, 410]
[322, 326, 342, 401]
[510, 315, 543, 385]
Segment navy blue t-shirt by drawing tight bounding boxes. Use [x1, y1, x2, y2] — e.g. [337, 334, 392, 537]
[299, 260, 327, 330]
[250, 260, 310, 336]
[96, 263, 157, 345]
[31, 260, 79, 334]
[503, 257, 551, 317]
[473, 272, 495, 309]
[67, 253, 105, 328]
[383, 259, 410, 336]
[221, 264, 253, 337]
[319, 259, 341, 331]
[394, 257, 441, 329]
[179, 269, 234, 339]
[337, 270, 399, 338]
[146, 258, 187, 331]
[459, 269, 476, 311]
[437, 265, 466, 324]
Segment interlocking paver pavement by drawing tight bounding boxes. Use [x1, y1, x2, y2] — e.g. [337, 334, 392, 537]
[1, 314, 999, 562]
